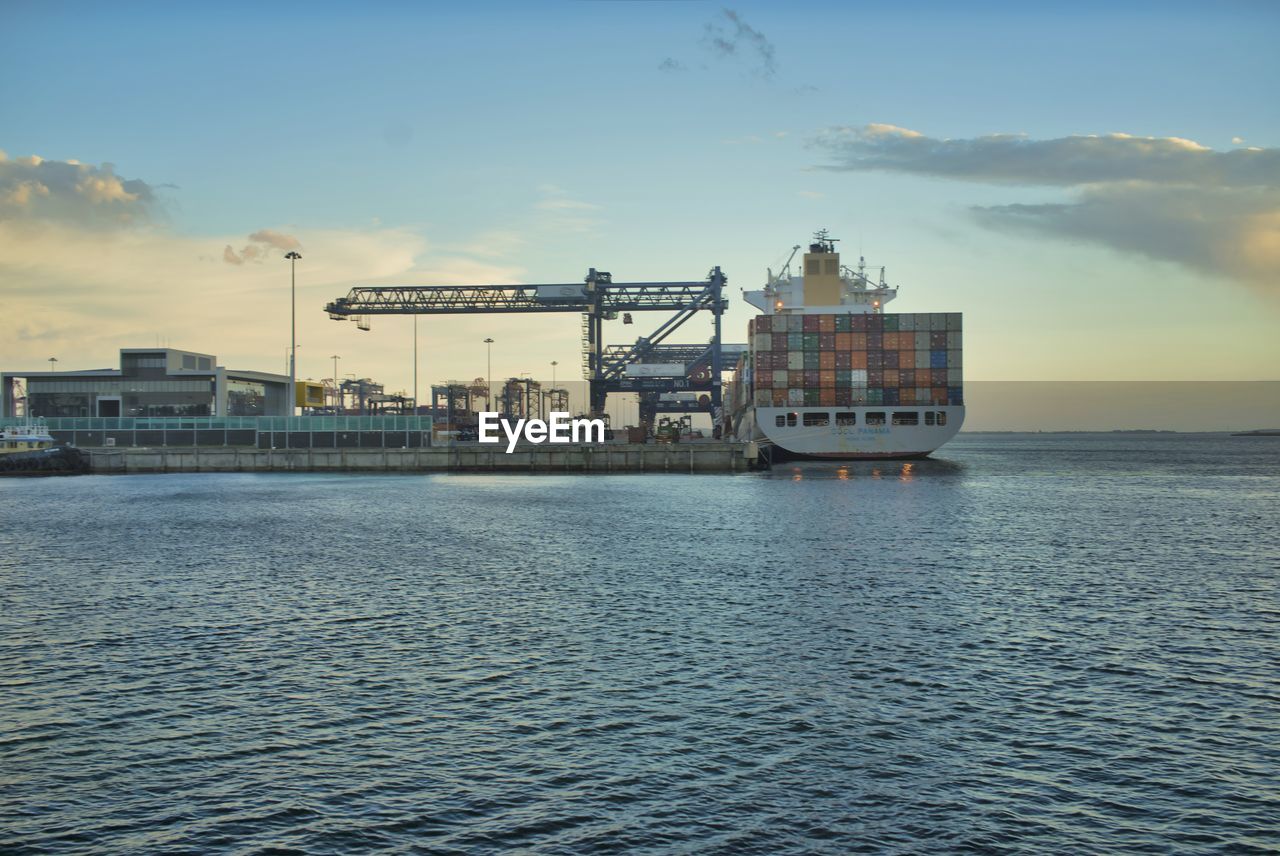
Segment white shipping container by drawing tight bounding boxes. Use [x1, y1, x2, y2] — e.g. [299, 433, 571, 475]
[787, 352, 804, 370]
[852, 369, 868, 384]
[946, 331, 962, 350]
[754, 390, 772, 407]
[947, 368, 963, 385]
[773, 370, 789, 386]
[915, 332, 931, 350]
[753, 333, 772, 352]
[788, 388, 804, 405]
[625, 363, 686, 377]
[947, 349, 963, 368]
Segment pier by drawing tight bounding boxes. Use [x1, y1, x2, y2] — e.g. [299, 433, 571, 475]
[86, 442, 759, 474]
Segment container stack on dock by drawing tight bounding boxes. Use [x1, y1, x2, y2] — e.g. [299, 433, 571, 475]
[748, 313, 963, 408]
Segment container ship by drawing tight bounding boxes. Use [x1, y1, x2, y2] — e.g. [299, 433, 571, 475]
[724, 231, 964, 459]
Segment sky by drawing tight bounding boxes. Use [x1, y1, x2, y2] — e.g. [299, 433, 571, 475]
[3, 0, 1278, 407]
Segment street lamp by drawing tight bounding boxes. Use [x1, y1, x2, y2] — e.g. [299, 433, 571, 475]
[551, 360, 558, 389]
[48, 357, 58, 372]
[484, 337, 494, 413]
[413, 315, 419, 416]
[330, 354, 340, 411]
[285, 250, 302, 413]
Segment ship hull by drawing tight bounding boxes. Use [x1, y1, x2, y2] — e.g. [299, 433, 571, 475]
[748, 405, 964, 460]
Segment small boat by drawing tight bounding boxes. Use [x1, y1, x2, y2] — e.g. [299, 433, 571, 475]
[0, 418, 88, 476]
[0, 417, 55, 455]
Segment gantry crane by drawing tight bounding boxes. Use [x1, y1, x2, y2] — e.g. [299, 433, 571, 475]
[324, 266, 729, 418]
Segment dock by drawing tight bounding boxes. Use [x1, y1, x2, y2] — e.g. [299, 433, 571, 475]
[85, 442, 760, 474]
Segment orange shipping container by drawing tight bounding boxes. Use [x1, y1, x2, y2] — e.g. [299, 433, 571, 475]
[818, 315, 835, 332]
[820, 388, 836, 406]
[772, 389, 788, 406]
[820, 370, 837, 387]
[883, 332, 899, 350]
[884, 369, 899, 386]
[899, 350, 916, 369]
[851, 333, 868, 350]
[819, 352, 836, 370]
[835, 332, 852, 350]
[851, 352, 868, 369]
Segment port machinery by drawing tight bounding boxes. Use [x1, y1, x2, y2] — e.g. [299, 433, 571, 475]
[324, 267, 735, 423]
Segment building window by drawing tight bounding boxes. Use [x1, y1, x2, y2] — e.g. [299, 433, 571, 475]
[775, 415, 786, 427]
[925, 412, 936, 426]
[836, 412, 856, 426]
[936, 411, 948, 426]
[806, 259, 820, 275]
[786, 412, 797, 426]
[865, 412, 886, 426]
[803, 412, 829, 427]
[892, 412, 919, 426]
[824, 259, 839, 275]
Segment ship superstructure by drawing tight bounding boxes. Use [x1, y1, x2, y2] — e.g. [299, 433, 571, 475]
[725, 231, 964, 459]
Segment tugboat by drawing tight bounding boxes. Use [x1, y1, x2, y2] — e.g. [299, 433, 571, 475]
[0, 417, 88, 475]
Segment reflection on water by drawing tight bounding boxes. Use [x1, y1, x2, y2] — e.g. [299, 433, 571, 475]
[773, 456, 966, 480]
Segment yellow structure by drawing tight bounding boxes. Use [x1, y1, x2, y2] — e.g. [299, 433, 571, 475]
[803, 246, 843, 306]
[296, 381, 325, 409]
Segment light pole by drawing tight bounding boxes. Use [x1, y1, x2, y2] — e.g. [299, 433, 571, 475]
[330, 354, 340, 411]
[48, 357, 58, 372]
[551, 360, 558, 389]
[285, 250, 302, 413]
[484, 337, 494, 414]
[413, 315, 419, 415]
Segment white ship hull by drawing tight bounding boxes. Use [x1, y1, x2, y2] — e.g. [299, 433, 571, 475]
[748, 405, 964, 459]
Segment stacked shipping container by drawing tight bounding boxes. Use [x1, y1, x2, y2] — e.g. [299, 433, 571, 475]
[749, 312, 963, 408]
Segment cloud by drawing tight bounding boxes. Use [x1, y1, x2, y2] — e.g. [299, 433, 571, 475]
[658, 57, 686, 73]
[813, 125, 1277, 187]
[223, 228, 304, 264]
[811, 124, 1280, 294]
[703, 8, 777, 78]
[0, 151, 159, 227]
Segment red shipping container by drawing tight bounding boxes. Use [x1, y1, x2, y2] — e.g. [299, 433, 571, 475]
[756, 315, 772, 333]
[835, 388, 853, 406]
[851, 333, 867, 350]
[930, 331, 947, 348]
[851, 352, 868, 369]
[851, 315, 868, 331]
[867, 352, 884, 369]
[772, 333, 788, 351]
[819, 351, 836, 370]
[818, 333, 835, 350]
[835, 332, 852, 351]
[756, 372, 772, 388]
[803, 315, 821, 331]
[900, 350, 916, 369]
[804, 370, 821, 386]
[931, 369, 947, 386]
[772, 389, 788, 406]
[818, 315, 835, 333]
[835, 351, 852, 370]
[820, 388, 836, 406]
[789, 370, 805, 387]
[884, 350, 900, 369]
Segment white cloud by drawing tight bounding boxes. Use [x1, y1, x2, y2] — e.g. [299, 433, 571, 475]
[0, 152, 159, 227]
[810, 124, 1280, 293]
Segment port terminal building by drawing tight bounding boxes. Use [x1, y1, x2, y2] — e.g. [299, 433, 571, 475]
[1, 348, 293, 419]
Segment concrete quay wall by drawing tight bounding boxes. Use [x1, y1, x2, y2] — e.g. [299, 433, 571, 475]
[86, 443, 757, 474]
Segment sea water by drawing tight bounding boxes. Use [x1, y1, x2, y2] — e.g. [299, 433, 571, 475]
[2, 433, 1277, 853]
